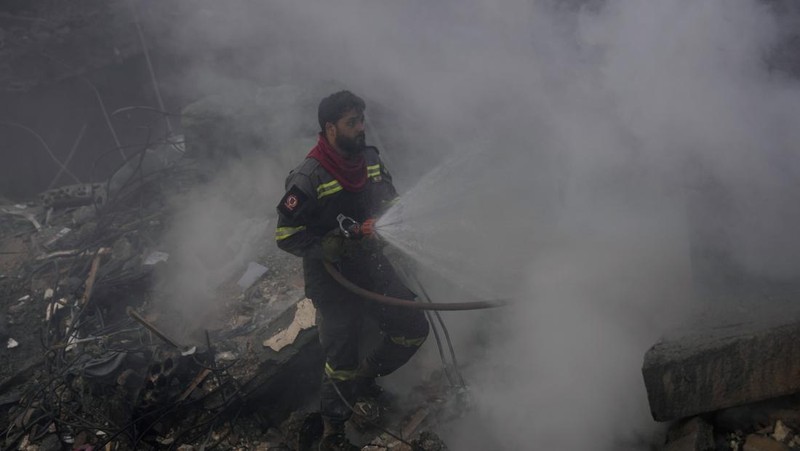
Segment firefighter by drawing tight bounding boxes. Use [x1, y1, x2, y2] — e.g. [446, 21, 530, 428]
[275, 91, 429, 451]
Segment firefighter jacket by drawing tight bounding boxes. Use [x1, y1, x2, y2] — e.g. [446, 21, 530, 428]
[274, 146, 399, 300]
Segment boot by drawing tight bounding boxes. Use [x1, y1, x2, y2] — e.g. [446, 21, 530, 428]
[359, 378, 396, 407]
[319, 418, 358, 451]
[350, 378, 398, 430]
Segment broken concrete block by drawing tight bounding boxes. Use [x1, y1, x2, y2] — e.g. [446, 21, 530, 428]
[743, 434, 789, 451]
[262, 298, 316, 352]
[663, 417, 714, 451]
[643, 310, 800, 421]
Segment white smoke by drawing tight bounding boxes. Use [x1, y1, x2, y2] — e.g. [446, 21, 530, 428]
[139, 0, 800, 448]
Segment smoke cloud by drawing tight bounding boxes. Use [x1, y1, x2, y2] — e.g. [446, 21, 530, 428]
[139, 0, 800, 448]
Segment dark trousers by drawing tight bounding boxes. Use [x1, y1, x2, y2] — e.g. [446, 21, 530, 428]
[311, 290, 429, 424]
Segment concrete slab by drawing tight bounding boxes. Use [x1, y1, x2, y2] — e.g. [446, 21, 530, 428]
[643, 298, 800, 421]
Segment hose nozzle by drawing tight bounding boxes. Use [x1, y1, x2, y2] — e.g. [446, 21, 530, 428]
[336, 214, 377, 239]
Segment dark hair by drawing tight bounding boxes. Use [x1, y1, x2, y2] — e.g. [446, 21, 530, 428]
[318, 90, 366, 132]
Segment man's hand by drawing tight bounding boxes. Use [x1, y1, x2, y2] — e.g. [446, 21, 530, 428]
[322, 230, 348, 263]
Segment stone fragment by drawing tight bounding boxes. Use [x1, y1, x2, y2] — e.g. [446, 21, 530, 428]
[664, 417, 714, 451]
[773, 420, 792, 443]
[769, 409, 800, 431]
[263, 298, 316, 352]
[743, 434, 789, 451]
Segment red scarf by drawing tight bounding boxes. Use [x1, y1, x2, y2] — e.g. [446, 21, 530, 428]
[307, 133, 367, 192]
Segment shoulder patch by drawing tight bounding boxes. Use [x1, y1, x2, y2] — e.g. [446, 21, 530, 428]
[278, 185, 309, 217]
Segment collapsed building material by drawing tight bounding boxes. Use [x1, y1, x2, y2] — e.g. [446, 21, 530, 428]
[662, 417, 715, 451]
[237, 261, 269, 290]
[643, 300, 800, 421]
[38, 183, 106, 209]
[235, 297, 325, 425]
[262, 298, 316, 352]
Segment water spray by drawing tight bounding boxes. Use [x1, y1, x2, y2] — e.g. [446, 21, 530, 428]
[327, 214, 510, 311]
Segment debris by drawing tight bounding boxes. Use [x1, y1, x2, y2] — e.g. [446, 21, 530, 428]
[402, 407, 431, 440]
[743, 434, 790, 451]
[80, 352, 128, 379]
[237, 261, 268, 289]
[45, 299, 66, 321]
[143, 250, 169, 265]
[8, 300, 27, 314]
[216, 351, 236, 361]
[1, 205, 42, 230]
[7, 337, 18, 348]
[410, 431, 449, 451]
[38, 183, 105, 208]
[79, 250, 104, 306]
[127, 307, 190, 352]
[40, 226, 71, 249]
[262, 298, 316, 352]
[773, 420, 792, 443]
[17, 295, 30, 302]
[178, 368, 211, 401]
[663, 417, 715, 451]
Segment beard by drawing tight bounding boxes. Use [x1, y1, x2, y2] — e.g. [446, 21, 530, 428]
[336, 132, 366, 156]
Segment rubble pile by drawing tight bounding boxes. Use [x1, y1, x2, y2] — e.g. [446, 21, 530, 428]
[661, 398, 800, 451]
[0, 137, 320, 450]
[1, 112, 455, 450]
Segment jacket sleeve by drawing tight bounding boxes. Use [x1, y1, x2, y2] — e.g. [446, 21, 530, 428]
[274, 172, 324, 259]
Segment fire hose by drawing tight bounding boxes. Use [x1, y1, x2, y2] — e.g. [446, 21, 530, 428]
[325, 214, 511, 311]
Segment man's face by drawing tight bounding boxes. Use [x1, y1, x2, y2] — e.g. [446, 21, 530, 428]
[333, 109, 366, 155]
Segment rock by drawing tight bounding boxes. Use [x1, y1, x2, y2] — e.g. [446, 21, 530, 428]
[768, 407, 800, 431]
[663, 417, 715, 451]
[743, 434, 789, 451]
[773, 420, 792, 443]
[643, 305, 800, 421]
